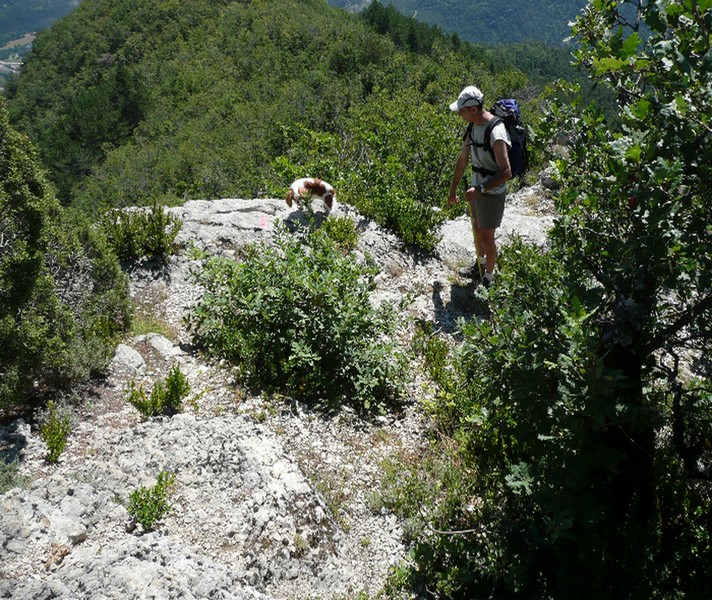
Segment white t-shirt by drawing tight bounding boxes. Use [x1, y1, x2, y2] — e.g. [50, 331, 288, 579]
[468, 119, 511, 194]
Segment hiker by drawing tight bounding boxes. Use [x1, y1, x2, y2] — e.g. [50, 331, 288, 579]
[448, 85, 512, 287]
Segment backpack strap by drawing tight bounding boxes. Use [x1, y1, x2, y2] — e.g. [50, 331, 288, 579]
[463, 122, 473, 143]
[464, 118, 501, 177]
[482, 117, 501, 158]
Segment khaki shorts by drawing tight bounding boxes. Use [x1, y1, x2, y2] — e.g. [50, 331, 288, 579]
[470, 192, 506, 230]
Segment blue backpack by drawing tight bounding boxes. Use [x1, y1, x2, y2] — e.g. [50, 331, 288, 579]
[464, 98, 529, 178]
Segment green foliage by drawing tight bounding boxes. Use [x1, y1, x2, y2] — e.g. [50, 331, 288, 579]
[39, 399, 73, 463]
[272, 88, 461, 252]
[127, 364, 190, 418]
[410, 320, 452, 390]
[6, 0, 391, 206]
[359, 1, 461, 55]
[358, 2, 621, 135]
[128, 470, 176, 532]
[100, 201, 182, 264]
[0, 458, 26, 494]
[0, 98, 131, 415]
[320, 215, 359, 254]
[393, 2, 712, 597]
[385, 243, 574, 596]
[269, 40, 545, 250]
[187, 224, 407, 413]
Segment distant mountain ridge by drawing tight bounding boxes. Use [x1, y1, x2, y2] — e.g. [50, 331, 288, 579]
[0, 0, 80, 47]
[3, 1, 592, 49]
[329, 0, 588, 45]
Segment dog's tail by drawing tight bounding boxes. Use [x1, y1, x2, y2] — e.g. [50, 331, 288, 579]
[286, 188, 295, 207]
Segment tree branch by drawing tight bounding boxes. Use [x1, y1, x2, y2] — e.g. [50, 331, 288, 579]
[645, 294, 712, 354]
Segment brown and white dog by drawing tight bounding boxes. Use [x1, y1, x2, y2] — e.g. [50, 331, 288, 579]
[286, 178, 335, 212]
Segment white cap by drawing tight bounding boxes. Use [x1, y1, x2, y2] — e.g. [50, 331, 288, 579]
[449, 86, 484, 111]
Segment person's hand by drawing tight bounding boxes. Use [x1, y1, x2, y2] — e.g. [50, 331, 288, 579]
[448, 193, 459, 206]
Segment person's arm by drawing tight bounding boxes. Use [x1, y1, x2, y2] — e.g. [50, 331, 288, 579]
[449, 142, 471, 204]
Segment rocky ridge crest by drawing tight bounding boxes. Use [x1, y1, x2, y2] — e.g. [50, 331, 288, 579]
[0, 185, 555, 599]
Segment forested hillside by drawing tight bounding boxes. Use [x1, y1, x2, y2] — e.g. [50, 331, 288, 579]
[0, 0, 590, 51]
[357, 2, 617, 120]
[4, 0, 539, 242]
[331, 0, 589, 45]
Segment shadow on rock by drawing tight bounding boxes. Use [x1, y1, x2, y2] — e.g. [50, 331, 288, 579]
[432, 279, 490, 335]
[0, 419, 29, 469]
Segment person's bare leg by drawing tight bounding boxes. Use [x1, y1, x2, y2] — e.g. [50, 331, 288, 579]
[479, 228, 496, 275]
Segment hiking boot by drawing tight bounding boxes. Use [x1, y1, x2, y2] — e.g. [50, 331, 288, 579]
[458, 262, 484, 280]
[481, 273, 495, 288]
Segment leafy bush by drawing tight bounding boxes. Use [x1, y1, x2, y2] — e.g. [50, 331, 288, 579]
[128, 470, 176, 532]
[409, 320, 452, 390]
[127, 364, 190, 418]
[100, 201, 182, 264]
[38, 399, 73, 463]
[0, 99, 131, 415]
[393, 236, 711, 598]
[320, 215, 359, 254]
[187, 224, 407, 413]
[0, 459, 27, 494]
[390, 1, 712, 596]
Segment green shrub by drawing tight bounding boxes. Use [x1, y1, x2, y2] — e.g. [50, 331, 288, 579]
[127, 364, 190, 418]
[128, 471, 176, 532]
[359, 189, 442, 252]
[187, 224, 407, 413]
[39, 400, 73, 463]
[0, 459, 26, 494]
[1, 99, 131, 415]
[320, 215, 359, 254]
[410, 320, 453, 390]
[395, 234, 712, 598]
[100, 200, 182, 264]
[387, 240, 586, 597]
